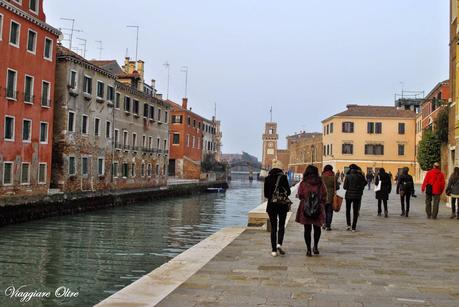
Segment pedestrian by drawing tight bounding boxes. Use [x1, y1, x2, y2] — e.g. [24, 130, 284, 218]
[396, 167, 415, 217]
[366, 171, 374, 190]
[296, 165, 327, 257]
[446, 167, 459, 219]
[264, 160, 291, 257]
[343, 164, 367, 231]
[322, 165, 339, 231]
[388, 171, 393, 183]
[374, 168, 391, 218]
[340, 171, 345, 183]
[421, 162, 446, 219]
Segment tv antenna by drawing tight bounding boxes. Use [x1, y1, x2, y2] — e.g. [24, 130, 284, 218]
[60, 18, 83, 50]
[126, 25, 140, 61]
[95, 40, 103, 60]
[163, 62, 170, 99]
[181, 66, 189, 98]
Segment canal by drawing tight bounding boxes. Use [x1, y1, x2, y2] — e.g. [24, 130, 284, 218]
[0, 179, 263, 306]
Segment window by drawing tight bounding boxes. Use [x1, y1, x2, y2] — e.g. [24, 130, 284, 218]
[41, 81, 50, 107]
[81, 157, 89, 176]
[132, 133, 137, 148]
[38, 163, 47, 184]
[188, 117, 191, 126]
[81, 115, 88, 134]
[94, 118, 100, 136]
[342, 143, 353, 154]
[112, 162, 119, 178]
[22, 119, 31, 142]
[375, 122, 382, 134]
[115, 92, 121, 109]
[192, 136, 195, 148]
[0, 14, 3, 41]
[149, 106, 154, 120]
[123, 131, 128, 147]
[4, 116, 15, 141]
[133, 100, 139, 115]
[44, 37, 53, 60]
[147, 163, 152, 177]
[107, 86, 114, 103]
[398, 144, 405, 156]
[141, 163, 145, 177]
[342, 122, 354, 133]
[326, 125, 329, 135]
[156, 164, 159, 175]
[193, 119, 196, 128]
[398, 123, 406, 135]
[21, 163, 30, 184]
[98, 158, 104, 176]
[173, 133, 180, 145]
[27, 29, 37, 53]
[156, 138, 160, 149]
[131, 163, 135, 177]
[148, 136, 153, 149]
[114, 129, 120, 147]
[157, 109, 162, 121]
[68, 71, 77, 89]
[29, 0, 38, 13]
[186, 134, 190, 147]
[68, 111, 75, 132]
[164, 111, 169, 123]
[172, 115, 183, 123]
[24, 75, 34, 103]
[367, 122, 374, 134]
[143, 103, 149, 118]
[3, 162, 13, 185]
[330, 123, 334, 133]
[83, 76, 92, 94]
[124, 96, 131, 113]
[122, 163, 129, 178]
[163, 139, 167, 151]
[142, 135, 146, 148]
[68, 156, 76, 176]
[96, 81, 104, 98]
[365, 144, 384, 155]
[105, 121, 111, 138]
[6, 69, 17, 99]
[9, 20, 20, 47]
[39, 122, 48, 143]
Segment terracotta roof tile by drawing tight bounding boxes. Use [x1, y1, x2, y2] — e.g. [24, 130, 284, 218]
[323, 105, 416, 122]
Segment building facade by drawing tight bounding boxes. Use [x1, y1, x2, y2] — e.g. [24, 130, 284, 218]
[0, 0, 59, 197]
[52, 48, 168, 193]
[450, 0, 458, 178]
[168, 98, 204, 179]
[214, 119, 222, 161]
[287, 132, 323, 175]
[261, 122, 279, 170]
[202, 117, 217, 160]
[322, 105, 416, 176]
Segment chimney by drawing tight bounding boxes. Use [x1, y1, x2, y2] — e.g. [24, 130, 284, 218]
[123, 57, 130, 73]
[151, 79, 156, 91]
[136, 60, 145, 79]
[182, 98, 188, 109]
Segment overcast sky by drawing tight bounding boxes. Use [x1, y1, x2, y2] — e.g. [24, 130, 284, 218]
[45, 0, 449, 159]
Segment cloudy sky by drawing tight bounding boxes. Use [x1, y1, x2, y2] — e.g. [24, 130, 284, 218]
[45, 0, 449, 159]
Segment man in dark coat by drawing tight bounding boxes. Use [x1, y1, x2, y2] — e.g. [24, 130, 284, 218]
[375, 168, 392, 217]
[264, 160, 291, 256]
[397, 167, 415, 217]
[343, 164, 367, 231]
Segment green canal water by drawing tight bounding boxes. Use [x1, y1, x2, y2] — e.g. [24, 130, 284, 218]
[0, 179, 263, 307]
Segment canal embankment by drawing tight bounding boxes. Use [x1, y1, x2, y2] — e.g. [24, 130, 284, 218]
[0, 180, 228, 227]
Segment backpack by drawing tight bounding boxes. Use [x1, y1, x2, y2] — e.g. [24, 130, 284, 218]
[303, 185, 321, 218]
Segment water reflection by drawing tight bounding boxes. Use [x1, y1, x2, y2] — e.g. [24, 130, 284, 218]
[0, 180, 263, 306]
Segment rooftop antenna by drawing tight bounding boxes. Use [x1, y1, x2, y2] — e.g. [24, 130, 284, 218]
[76, 37, 87, 58]
[126, 25, 140, 62]
[270, 106, 273, 122]
[214, 102, 217, 118]
[60, 18, 83, 50]
[95, 40, 103, 60]
[181, 66, 189, 98]
[163, 62, 170, 99]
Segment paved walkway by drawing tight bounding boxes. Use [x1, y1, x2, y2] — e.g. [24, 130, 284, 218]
[158, 188, 459, 306]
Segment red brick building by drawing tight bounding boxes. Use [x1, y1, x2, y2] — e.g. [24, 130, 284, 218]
[0, 0, 59, 197]
[168, 98, 204, 179]
[420, 80, 450, 130]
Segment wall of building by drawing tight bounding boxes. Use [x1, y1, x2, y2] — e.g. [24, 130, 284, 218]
[287, 133, 323, 175]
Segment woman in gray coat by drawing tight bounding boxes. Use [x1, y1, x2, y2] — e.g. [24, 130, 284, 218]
[446, 167, 459, 219]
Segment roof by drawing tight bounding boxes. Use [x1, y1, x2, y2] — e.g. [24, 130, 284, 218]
[322, 105, 416, 123]
[89, 60, 126, 76]
[166, 99, 213, 123]
[424, 80, 449, 101]
[287, 132, 322, 139]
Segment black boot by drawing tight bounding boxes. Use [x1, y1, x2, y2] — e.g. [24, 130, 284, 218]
[384, 211, 388, 218]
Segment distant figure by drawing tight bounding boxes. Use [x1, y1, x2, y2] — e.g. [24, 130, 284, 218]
[421, 162, 446, 219]
[340, 171, 345, 183]
[343, 164, 367, 231]
[322, 165, 339, 231]
[375, 168, 391, 218]
[264, 160, 291, 257]
[388, 171, 393, 182]
[446, 167, 459, 219]
[366, 171, 374, 190]
[296, 165, 327, 257]
[397, 167, 415, 217]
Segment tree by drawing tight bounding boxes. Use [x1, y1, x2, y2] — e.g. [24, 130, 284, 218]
[201, 153, 227, 172]
[433, 106, 449, 143]
[417, 130, 441, 171]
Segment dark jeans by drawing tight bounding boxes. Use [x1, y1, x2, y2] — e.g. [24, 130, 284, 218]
[425, 194, 440, 218]
[325, 203, 333, 228]
[377, 199, 387, 214]
[268, 210, 287, 252]
[346, 198, 361, 229]
[304, 224, 321, 251]
[367, 181, 372, 190]
[400, 193, 411, 213]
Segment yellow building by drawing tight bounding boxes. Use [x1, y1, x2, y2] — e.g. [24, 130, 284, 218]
[414, 112, 425, 183]
[451, 0, 458, 173]
[321, 105, 417, 177]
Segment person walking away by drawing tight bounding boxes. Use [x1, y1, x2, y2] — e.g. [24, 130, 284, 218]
[366, 171, 374, 190]
[396, 167, 415, 217]
[375, 168, 391, 218]
[446, 167, 459, 219]
[322, 165, 339, 231]
[264, 160, 291, 256]
[296, 165, 327, 256]
[344, 164, 367, 231]
[421, 162, 446, 219]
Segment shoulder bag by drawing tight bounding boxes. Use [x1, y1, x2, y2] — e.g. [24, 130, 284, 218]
[332, 176, 343, 212]
[272, 174, 293, 210]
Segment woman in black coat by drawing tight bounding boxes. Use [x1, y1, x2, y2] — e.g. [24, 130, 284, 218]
[375, 168, 392, 218]
[264, 161, 291, 257]
[396, 167, 415, 217]
[343, 164, 367, 231]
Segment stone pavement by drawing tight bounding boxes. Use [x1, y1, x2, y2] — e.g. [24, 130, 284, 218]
[157, 187, 459, 307]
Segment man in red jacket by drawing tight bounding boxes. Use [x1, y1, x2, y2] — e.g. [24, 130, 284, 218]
[421, 162, 446, 219]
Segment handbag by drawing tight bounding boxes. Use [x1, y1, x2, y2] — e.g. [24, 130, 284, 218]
[272, 174, 293, 209]
[332, 175, 343, 212]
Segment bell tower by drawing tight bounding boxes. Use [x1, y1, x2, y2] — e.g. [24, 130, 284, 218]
[262, 122, 278, 170]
